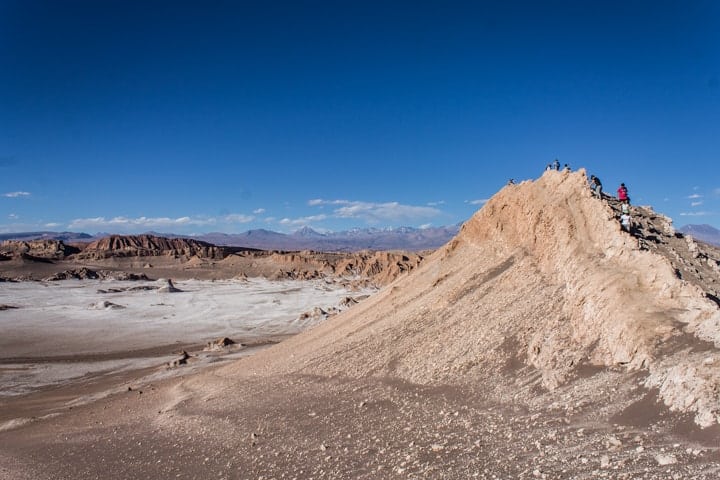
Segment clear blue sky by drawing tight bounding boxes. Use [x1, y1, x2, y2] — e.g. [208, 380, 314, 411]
[1, 0, 719, 234]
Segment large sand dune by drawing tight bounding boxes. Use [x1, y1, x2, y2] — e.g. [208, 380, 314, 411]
[244, 169, 720, 426]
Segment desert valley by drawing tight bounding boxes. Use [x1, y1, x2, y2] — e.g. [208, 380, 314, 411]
[1, 169, 720, 479]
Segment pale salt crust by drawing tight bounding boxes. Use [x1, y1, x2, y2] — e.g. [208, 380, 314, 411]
[0, 278, 374, 395]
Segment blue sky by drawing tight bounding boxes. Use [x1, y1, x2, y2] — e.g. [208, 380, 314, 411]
[1, 0, 719, 234]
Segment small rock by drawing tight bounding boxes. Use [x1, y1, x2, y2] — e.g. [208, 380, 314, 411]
[158, 279, 181, 293]
[168, 351, 190, 367]
[607, 436, 622, 448]
[655, 454, 677, 466]
[204, 337, 236, 351]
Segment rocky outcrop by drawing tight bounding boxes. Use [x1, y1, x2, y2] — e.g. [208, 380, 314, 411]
[77, 235, 225, 260]
[44, 268, 100, 281]
[204, 337, 238, 351]
[89, 300, 126, 310]
[237, 250, 424, 286]
[157, 279, 181, 293]
[332, 251, 423, 285]
[43, 269, 150, 282]
[0, 239, 80, 260]
[168, 351, 191, 367]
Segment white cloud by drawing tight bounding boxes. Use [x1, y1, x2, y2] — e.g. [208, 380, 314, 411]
[334, 202, 440, 223]
[308, 199, 348, 206]
[68, 213, 258, 230]
[687, 194, 703, 199]
[8, 213, 18, 219]
[3, 191, 30, 198]
[252, 208, 266, 214]
[223, 214, 255, 223]
[691, 201, 703, 207]
[45, 222, 62, 228]
[68, 216, 217, 230]
[680, 211, 713, 217]
[466, 199, 489, 205]
[307, 199, 442, 224]
[419, 223, 432, 229]
[278, 214, 328, 226]
[264, 217, 277, 223]
[427, 201, 445, 206]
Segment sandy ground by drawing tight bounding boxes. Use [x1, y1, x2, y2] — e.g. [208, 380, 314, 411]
[1, 362, 719, 479]
[0, 278, 373, 435]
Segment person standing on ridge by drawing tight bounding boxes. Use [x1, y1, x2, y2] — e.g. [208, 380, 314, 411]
[618, 183, 629, 203]
[553, 159, 560, 170]
[620, 212, 631, 232]
[589, 175, 603, 198]
[563, 163, 570, 171]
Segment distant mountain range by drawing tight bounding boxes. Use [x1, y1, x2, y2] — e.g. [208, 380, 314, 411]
[678, 224, 720, 247]
[0, 231, 94, 242]
[3, 223, 716, 250]
[0, 225, 462, 252]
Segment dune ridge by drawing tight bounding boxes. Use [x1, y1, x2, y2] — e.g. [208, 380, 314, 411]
[220, 169, 720, 426]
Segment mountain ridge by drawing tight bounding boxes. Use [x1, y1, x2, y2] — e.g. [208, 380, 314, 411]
[0, 225, 460, 252]
[679, 224, 720, 246]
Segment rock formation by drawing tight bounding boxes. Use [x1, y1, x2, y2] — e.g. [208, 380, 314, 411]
[0, 239, 80, 260]
[204, 337, 238, 351]
[89, 300, 126, 310]
[77, 234, 225, 260]
[157, 279, 181, 293]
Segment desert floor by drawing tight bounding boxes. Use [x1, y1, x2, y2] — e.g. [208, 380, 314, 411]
[0, 278, 371, 431]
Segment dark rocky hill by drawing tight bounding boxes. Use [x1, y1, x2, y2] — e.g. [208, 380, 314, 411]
[77, 234, 226, 259]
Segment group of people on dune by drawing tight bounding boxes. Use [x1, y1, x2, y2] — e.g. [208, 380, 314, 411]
[587, 174, 632, 232]
[514, 162, 636, 234]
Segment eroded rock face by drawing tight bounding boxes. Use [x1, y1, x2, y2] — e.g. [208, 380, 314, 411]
[254, 250, 423, 286]
[0, 239, 80, 260]
[44, 268, 100, 281]
[77, 235, 226, 260]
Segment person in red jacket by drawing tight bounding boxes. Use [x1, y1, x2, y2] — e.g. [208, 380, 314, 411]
[617, 183, 629, 203]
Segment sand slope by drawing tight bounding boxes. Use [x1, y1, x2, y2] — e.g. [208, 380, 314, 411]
[222, 169, 720, 426]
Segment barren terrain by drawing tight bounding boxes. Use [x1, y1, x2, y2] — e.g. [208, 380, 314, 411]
[1, 169, 719, 479]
